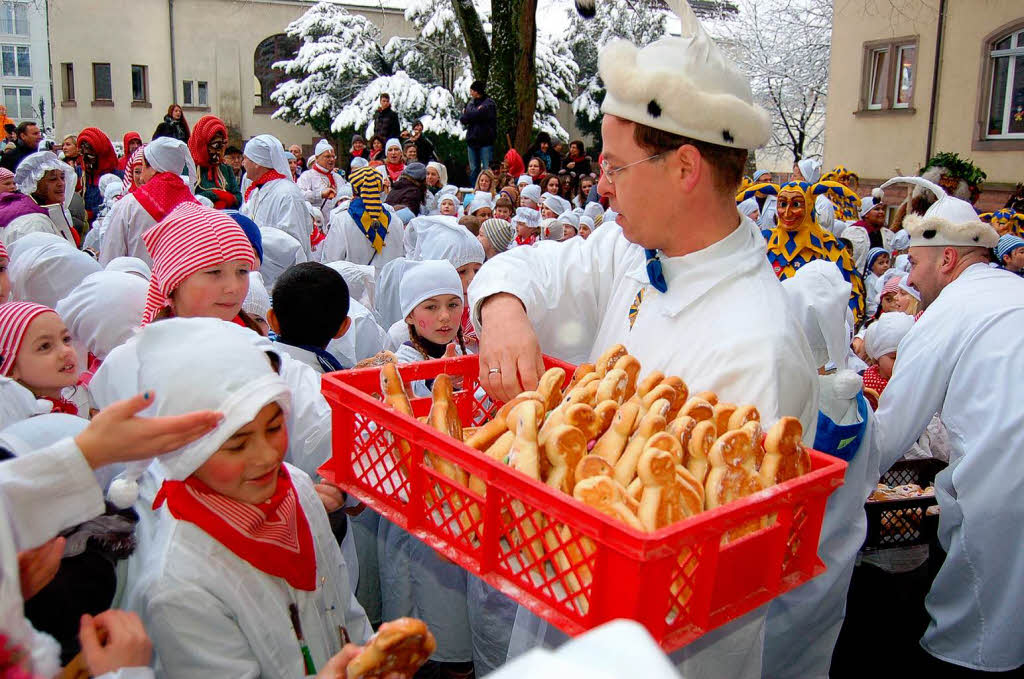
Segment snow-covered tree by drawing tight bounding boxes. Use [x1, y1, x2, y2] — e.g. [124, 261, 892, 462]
[534, 32, 579, 140]
[567, 0, 668, 140]
[708, 0, 831, 162]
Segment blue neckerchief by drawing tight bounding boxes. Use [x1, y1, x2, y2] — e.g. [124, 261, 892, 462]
[645, 248, 667, 293]
[276, 339, 346, 373]
[813, 392, 869, 462]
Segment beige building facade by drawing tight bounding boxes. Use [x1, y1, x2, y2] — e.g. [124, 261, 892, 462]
[48, 0, 412, 148]
[824, 0, 1024, 209]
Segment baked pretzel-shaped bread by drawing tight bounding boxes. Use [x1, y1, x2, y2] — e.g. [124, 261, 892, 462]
[713, 403, 737, 437]
[536, 367, 567, 412]
[613, 399, 669, 487]
[573, 475, 645, 531]
[668, 415, 696, 460]
[727, 405, 760, 432]
[595, 344, 628, 377]
[354, 350, 397, 369]
[592, 402, 641, 465]
[685, 419, 717, 485]
[596, 368, 630, 404]
[637, 440, 703, 531]
[346, 617, 436, 679]
[659, 376, 689, 419]
[612, 355, 642, 401]
[593, 401, 619, 440]
[705, 426, 766, 540]
[574, 454, 614, 485]
[760, 417, 810, 486]
[465, 392, 544, 451]
[425, 375, 467, 485]
[695, 390, 718, 406]
[678, 397, 714, 423]
[507, 400, 543, 479]
[636, 371, 665, 398]
[381, 363, 413, 416]
[566, 363, 596, 392]
[544, 425, 588, 494]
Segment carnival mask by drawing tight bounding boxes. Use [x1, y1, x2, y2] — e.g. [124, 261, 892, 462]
[79, 141, 97, 173]
[207, 133, 226, 166]
[776, 187, 808, 231]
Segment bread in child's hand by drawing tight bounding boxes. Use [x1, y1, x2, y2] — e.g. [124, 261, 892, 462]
[346, 617, 436, 679]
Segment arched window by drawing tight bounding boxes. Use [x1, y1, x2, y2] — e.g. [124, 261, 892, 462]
[254, 33, 298, 109]
[984, 24, 1024, 138]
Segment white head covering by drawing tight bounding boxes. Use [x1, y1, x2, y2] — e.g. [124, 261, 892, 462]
[880, 176, 998, 248]
[324, 260, 377, 311]
[0, 413, 122, 487]
[399, 259, 463, 319]
[385, 138, 402, 152]
[99, 173, 123, 197]
[898, 274, 920, 299]
[780, 259, 852, 370]
[105, 256, 152, 280]
[411, 216, 485, 269]
[438, 192, 459, 210]
[243, 134, 292, 178]
[315, 139, 333, 157]
[598, 0, 770, 150]
[520, 184, 542, 205]
[144, 137, 197, 188]
[103, 181, 124, 206]
[737, 197, 759, 219]
[242, 271, 271, 320]
[258, 226, 307, 289]
[14, 151, 77, 207]
[513, 206, 540, 228]
[517, 174, 532, 187]
[893, 253, 911, 273]
[55, 271, 146, 361]
[140, 318, 290, 481]
[10, 240, 101, 308]
[375, 257, 417, 329]
[579, 215, 596, 231]
[467, 198, 492, 215]
[541, 194, 571, 216]
[5, 231, 64, 261]
[557, 211, 580, 230]
[796, 158, 822, 184]
[890, 230, 910, 252]
[540, 218, 563, 241]
[350, 156, 369, 169]
[426, 161, 448, 187]
[864, 311, 915, 360]
[583, 201, 604, 221]
[0, 376, 52, 429]
[859, 197, 879, 218]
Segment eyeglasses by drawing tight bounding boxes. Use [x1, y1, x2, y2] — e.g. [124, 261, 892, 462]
[599, 152, 669, 185]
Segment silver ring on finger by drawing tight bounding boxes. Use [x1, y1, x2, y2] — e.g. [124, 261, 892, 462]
[488, 367, 501, 375]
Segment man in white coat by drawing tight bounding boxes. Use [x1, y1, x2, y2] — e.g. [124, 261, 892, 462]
[319, 165, 404, 271]
[241, 134, 313, 258]
[873, 176, 1024, 674]
[99, 137, 198, 266]
[467, 1, 819, 676]
[297, 139, 346, 226]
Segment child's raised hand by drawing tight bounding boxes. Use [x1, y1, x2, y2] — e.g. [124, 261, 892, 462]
[75, 392, 222, 469]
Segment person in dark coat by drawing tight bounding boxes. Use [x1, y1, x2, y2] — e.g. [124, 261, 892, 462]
[373, 93, 402, 142]
[0, 121, 42, 172]
[385, 162, 428, 217]
[459, 80, 497, 185]
[162, 104, 190, 143]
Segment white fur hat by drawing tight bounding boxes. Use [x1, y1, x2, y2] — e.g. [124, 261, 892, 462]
[880, 176, 998, 249]
[598, 0, 770, 150]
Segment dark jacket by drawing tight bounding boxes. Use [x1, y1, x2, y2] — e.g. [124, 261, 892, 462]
[528, 147, 560, 175]
[0, 141, 38, 172]
[162, 115, 190, 143]
[413, 134, 435, 164]
[373, 107, 401, 142]
[459, 96, 497, 148]
[385, 176, 427, 216]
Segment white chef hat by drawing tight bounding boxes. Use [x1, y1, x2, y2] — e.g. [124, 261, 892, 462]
[258, 226, 307, 289]
[399, 259, 464, 319]
[583, 201, 604, 221]
[105, 256, 152, 280]
[780, 259, 852, 370]
[438, 192, 459, 209]
[579, 215, 596, 231]
[14, 151, 77, 207]
[385, 138, 402, 152]
[520, 184, 542, 204]
[10, 239, 101, 308]
[557, 211, 580, 230]
[540, 218, 563, 241]
[891, 230, 910, 252]
[350, 156, 369, 170]
[410, 215, 485, 269]
[315, 139, 333, 157]
[243, 134, 292, 178]
[467, 198, 492, 215]
[242, 271, 271, 320]
[55, 271, 146, 361]
[141, 317, 290, 481]
[513, 206, 540, 228]
[542, 194, 570, 216]
[517, 174, 532, 187]
[880, 176, 998, 249]
[598, 0, 770, 150]
[864, 311, 915, 360]
[145, 137, 197, 188]
[797, 158, 822, 184]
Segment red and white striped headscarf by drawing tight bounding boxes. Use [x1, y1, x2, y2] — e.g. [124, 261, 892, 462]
[0, 301, 53, 375]
[122, 145, 146, 194]
[141, 202, 257, 325]
[0, 236, 8, 261]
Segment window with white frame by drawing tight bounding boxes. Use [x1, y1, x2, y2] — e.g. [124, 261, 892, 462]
[3, 85, 31, 118]
[197, 80, 208, 106]
[893, 44, 915, 108]
[986, 27, 1024, 138]
[861, 38, 917, 112]
[0, 44, 29, 77]
[182, 80, 193, 105]
[0, 2, 28, 36]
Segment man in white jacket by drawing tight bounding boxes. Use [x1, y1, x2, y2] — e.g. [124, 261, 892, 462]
[241, 135, 313, 259]
[873, 176, 1024, 674]
[297, 139, 346, 227]
[467, 1, 818, 676]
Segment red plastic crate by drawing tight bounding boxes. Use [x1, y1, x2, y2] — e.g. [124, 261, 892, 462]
[319, 354, 847, 652]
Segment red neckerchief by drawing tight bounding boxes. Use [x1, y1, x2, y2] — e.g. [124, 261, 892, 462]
[134, 172, 200, 222]
[310, 224, 327, 250]
[862, 365, 889, 395]
[514, 234, 537, 246]
[312, 163, 336, 191]
[154, 466, 317, 591]
[461, 306, 477, 343]
[244, 170, 288, 202]
[43, 395, 78, 415]
[385, 162, 405, 182]
[78, 354, 102, 387]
